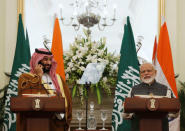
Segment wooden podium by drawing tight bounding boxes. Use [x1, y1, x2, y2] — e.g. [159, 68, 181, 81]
[124, 97, 180, 131]
[10, 96, 65, 131]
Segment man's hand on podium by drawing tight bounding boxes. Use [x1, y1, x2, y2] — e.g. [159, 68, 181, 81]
[122, 101, 134, 119]
[168, 111, 179, 120]
[55, 113, 65, 120]
[122, 112, 134, 119]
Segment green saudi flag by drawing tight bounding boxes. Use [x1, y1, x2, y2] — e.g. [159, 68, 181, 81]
[3, 14, 31, 131]
[112, 16, 140, 131]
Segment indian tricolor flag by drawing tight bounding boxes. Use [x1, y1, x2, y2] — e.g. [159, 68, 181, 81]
[152, 22, 180, 131]
[51, 17, 66, 81]
[152, 36, 157, 65]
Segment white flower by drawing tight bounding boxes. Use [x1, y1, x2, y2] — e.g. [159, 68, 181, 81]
[76, 79, 81, 84]
[80, 46, 88, 54]
[98, 50, 104, 56]
[84, 41, 90, 46]
[101, 59, 109, 64]
[91, 59, 97, 63]
[72, 56, 78, 60]
[69, 43, 75, 49]
[76, 50, 80, 55]
[83, 43, 88, 48]
[112, 64, 118, 70]
[80, 61, 84, 65]
[92, 55, 97, 59]
[79, 66, 85, 71]
[92, 42, 98, 50]
[103, 77, 107, 82]
[86, 55, 92, 61]
[72, 67, 76, 71]
[66, 73, 69, 79]
[74, 63, 80, 68]
[83, 47, 89, 52]
[77, 53, 83, 59]
[68, 62, 74, 68]
[97, 58, 103, 62]
[66, 67, 71, 72]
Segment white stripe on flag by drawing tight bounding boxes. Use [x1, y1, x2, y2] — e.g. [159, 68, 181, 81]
[155, 59, 171, 90]
[169, 115, 180, 131]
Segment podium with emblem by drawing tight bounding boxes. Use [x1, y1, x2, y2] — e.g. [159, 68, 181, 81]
[10, 96, 65, 131]
[10, 73, 65, 131]
[124, 97, 180, 131]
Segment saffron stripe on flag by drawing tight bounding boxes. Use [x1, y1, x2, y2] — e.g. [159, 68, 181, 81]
[51, 18, 66, 81]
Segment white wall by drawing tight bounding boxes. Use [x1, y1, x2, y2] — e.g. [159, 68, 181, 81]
[0, 0, 18, 88]
[165, 0, 185, 86]
[0, 0, 6, 88]
[4, 0, 18, 73]
[176, 0, 185, 83]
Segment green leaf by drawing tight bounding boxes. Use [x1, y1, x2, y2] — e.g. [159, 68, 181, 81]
[96, 85, 101, 104]
[72, 85, 77, 98]
[84, 87, 87, 98]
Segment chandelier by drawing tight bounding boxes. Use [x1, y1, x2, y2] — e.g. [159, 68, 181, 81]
[59, 0, 116, 32]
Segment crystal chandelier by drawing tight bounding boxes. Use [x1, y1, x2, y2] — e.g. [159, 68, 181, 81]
[60, 0, 116, 31]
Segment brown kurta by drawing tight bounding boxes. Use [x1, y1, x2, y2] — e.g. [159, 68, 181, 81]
[17, 73, 72, 131]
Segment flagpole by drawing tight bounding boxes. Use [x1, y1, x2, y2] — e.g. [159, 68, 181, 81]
[158, 0, 165, 34]
[85, 82, 90, 131]
[17, 0, 24, 24]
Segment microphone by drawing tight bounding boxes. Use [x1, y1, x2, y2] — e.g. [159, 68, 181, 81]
[41, 82, 60, 97]
[48, 82, 52, 85]
[43, 82, 52, 85]
[41, 82, 54, 95]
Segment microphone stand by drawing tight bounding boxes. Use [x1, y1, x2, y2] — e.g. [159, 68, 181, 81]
[41, 82, 52, 96]
[85, 82, 91, 131]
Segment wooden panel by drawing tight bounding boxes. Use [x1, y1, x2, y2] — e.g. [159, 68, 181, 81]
[124, 98, 180, 113]
[10, 96, 65, 112]
[27, 118, 50, 131]
[140, 118, 162, 131]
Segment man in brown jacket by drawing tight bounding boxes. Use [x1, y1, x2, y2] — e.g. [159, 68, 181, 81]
[17, 48, 72, 131]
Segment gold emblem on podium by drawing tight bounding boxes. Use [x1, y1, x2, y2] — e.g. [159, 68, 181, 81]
[34, 99, 40, 109]
[147, 98, 159, 111]
[32, 98, 43, 111]
[150, 99, 155, 109]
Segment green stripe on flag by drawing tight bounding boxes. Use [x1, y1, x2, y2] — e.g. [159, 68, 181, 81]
[3, 14, 31, 131]
[112, 16, 140, 131]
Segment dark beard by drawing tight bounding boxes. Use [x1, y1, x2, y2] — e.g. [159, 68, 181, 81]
[43, 64, 51, 73]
